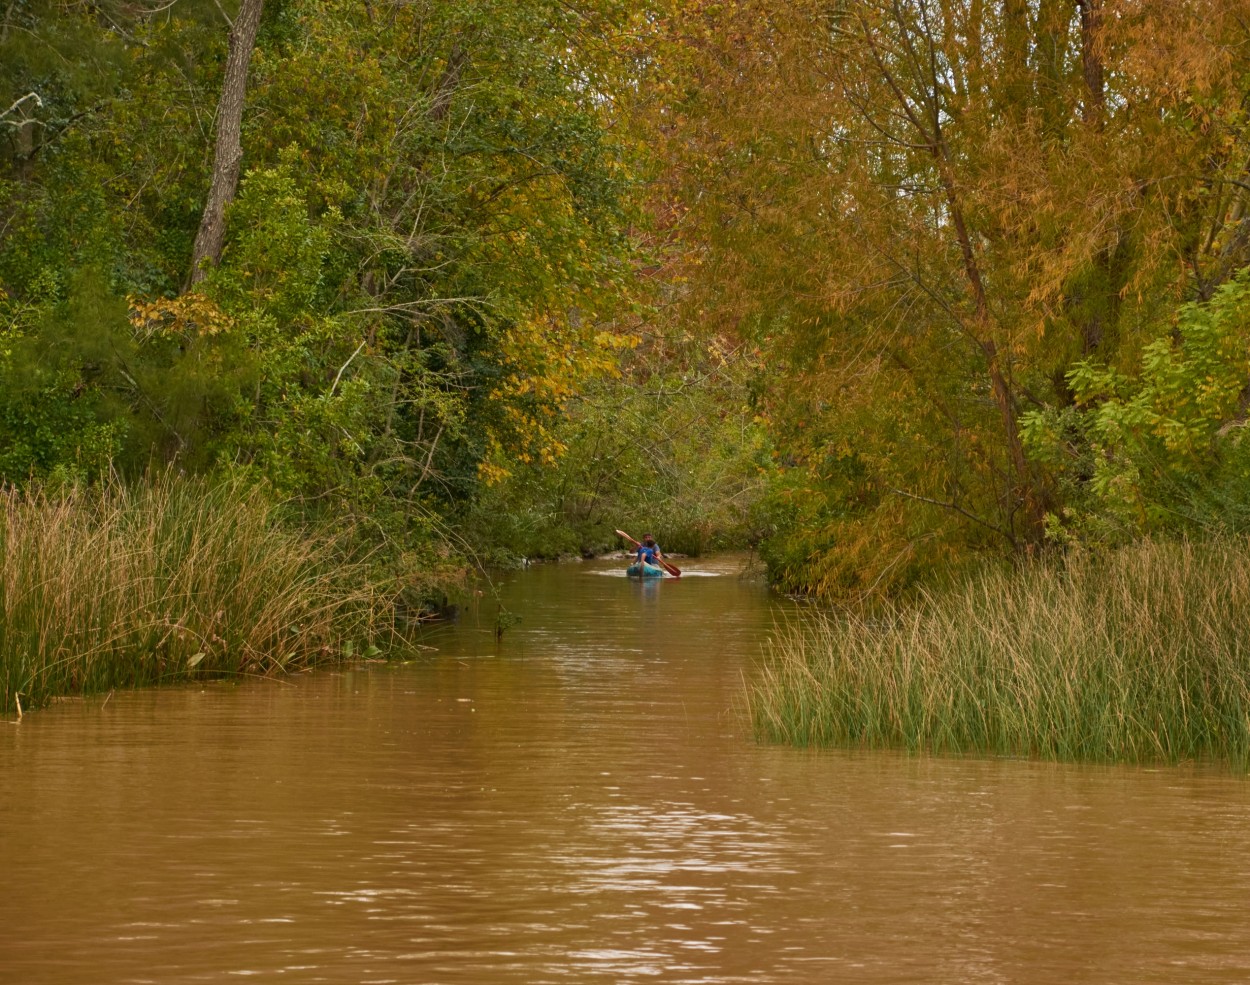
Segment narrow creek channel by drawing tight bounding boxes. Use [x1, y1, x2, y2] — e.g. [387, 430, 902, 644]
[4, 554, 1250, 983]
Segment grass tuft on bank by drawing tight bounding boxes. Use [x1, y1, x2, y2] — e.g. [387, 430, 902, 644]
[1, 475, 392, 715]
[749, 537, 1250, 768]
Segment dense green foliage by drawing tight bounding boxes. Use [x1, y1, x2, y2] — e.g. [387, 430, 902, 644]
[465, 337, 773, 559]
[1024, 269, 1250, 541]
[1, 0, 654, 604]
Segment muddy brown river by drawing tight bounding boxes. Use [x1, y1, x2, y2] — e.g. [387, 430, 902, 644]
[3, 554, 1250, 983]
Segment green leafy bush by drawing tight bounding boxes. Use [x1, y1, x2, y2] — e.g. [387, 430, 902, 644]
[1023, 269, 1250, 541]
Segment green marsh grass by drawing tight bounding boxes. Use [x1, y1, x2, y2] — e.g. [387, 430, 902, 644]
[1, 475, 390, 715]
[750, 537, 1250, 767]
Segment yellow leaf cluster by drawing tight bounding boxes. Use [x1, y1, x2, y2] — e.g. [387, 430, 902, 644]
[128, 293, 234, 342]
[481, 313, 638, 476]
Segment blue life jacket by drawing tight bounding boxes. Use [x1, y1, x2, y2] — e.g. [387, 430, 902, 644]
[637, 543, 660, 565]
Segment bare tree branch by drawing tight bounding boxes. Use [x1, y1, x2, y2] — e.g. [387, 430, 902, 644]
[1, 92, 42, 127]
[890, 487, 1019, 549]
[189, 0, 264, 286]
[210, 0, 235, 29]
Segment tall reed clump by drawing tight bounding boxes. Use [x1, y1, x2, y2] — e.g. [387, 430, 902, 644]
[750, 537, 1250, 768]
[1, 475, 391, 715]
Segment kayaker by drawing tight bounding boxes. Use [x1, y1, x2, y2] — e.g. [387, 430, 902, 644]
[635, 534, 664, 569]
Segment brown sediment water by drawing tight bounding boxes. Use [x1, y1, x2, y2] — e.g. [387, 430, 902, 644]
[2, 554, 1250, 983]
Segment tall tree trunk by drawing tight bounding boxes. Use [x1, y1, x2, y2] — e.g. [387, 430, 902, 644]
[944, 166, 1050, 543]
[858, 13, 1050, 545]
[1075, 0, 1115, 355]
[188, 0, 264, 287]
[1000, 0, 1032, 121]
[428, 46, 467, 123]
[1077, 0, 1105, 129]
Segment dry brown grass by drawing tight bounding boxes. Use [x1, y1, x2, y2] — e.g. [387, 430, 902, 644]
[1, 474, 394, 714]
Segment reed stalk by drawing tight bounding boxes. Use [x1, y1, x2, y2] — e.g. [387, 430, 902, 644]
[1, 474, 392, 714]
[749, 537, 1250, 767]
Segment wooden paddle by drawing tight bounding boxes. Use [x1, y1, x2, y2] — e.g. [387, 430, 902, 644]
[615, 529, 682, 578]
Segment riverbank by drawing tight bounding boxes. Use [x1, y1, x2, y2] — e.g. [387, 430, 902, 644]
[0, 476, 403, 716]
[0, 470, 723, 717]
[749, 536, 1250, 768]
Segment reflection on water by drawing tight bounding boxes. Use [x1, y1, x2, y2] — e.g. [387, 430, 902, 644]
[3, 555, 1250, 984]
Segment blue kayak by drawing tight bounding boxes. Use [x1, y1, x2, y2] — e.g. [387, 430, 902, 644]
[626, 561, 665, 578]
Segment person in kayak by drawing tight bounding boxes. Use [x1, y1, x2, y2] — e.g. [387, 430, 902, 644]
[635, 534, 665, 570]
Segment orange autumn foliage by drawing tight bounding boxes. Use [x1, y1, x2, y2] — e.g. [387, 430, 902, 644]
[643, 0, 1250, 596]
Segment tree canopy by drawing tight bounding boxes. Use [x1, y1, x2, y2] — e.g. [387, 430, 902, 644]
[7, 0, 1250, 598]
[645, 0, 1250, 595]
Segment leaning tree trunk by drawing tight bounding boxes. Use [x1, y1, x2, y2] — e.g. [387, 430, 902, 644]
[188, 0, 264, 286]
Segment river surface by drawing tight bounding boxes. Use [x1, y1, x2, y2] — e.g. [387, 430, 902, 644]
[4, 554, 1250, 983]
